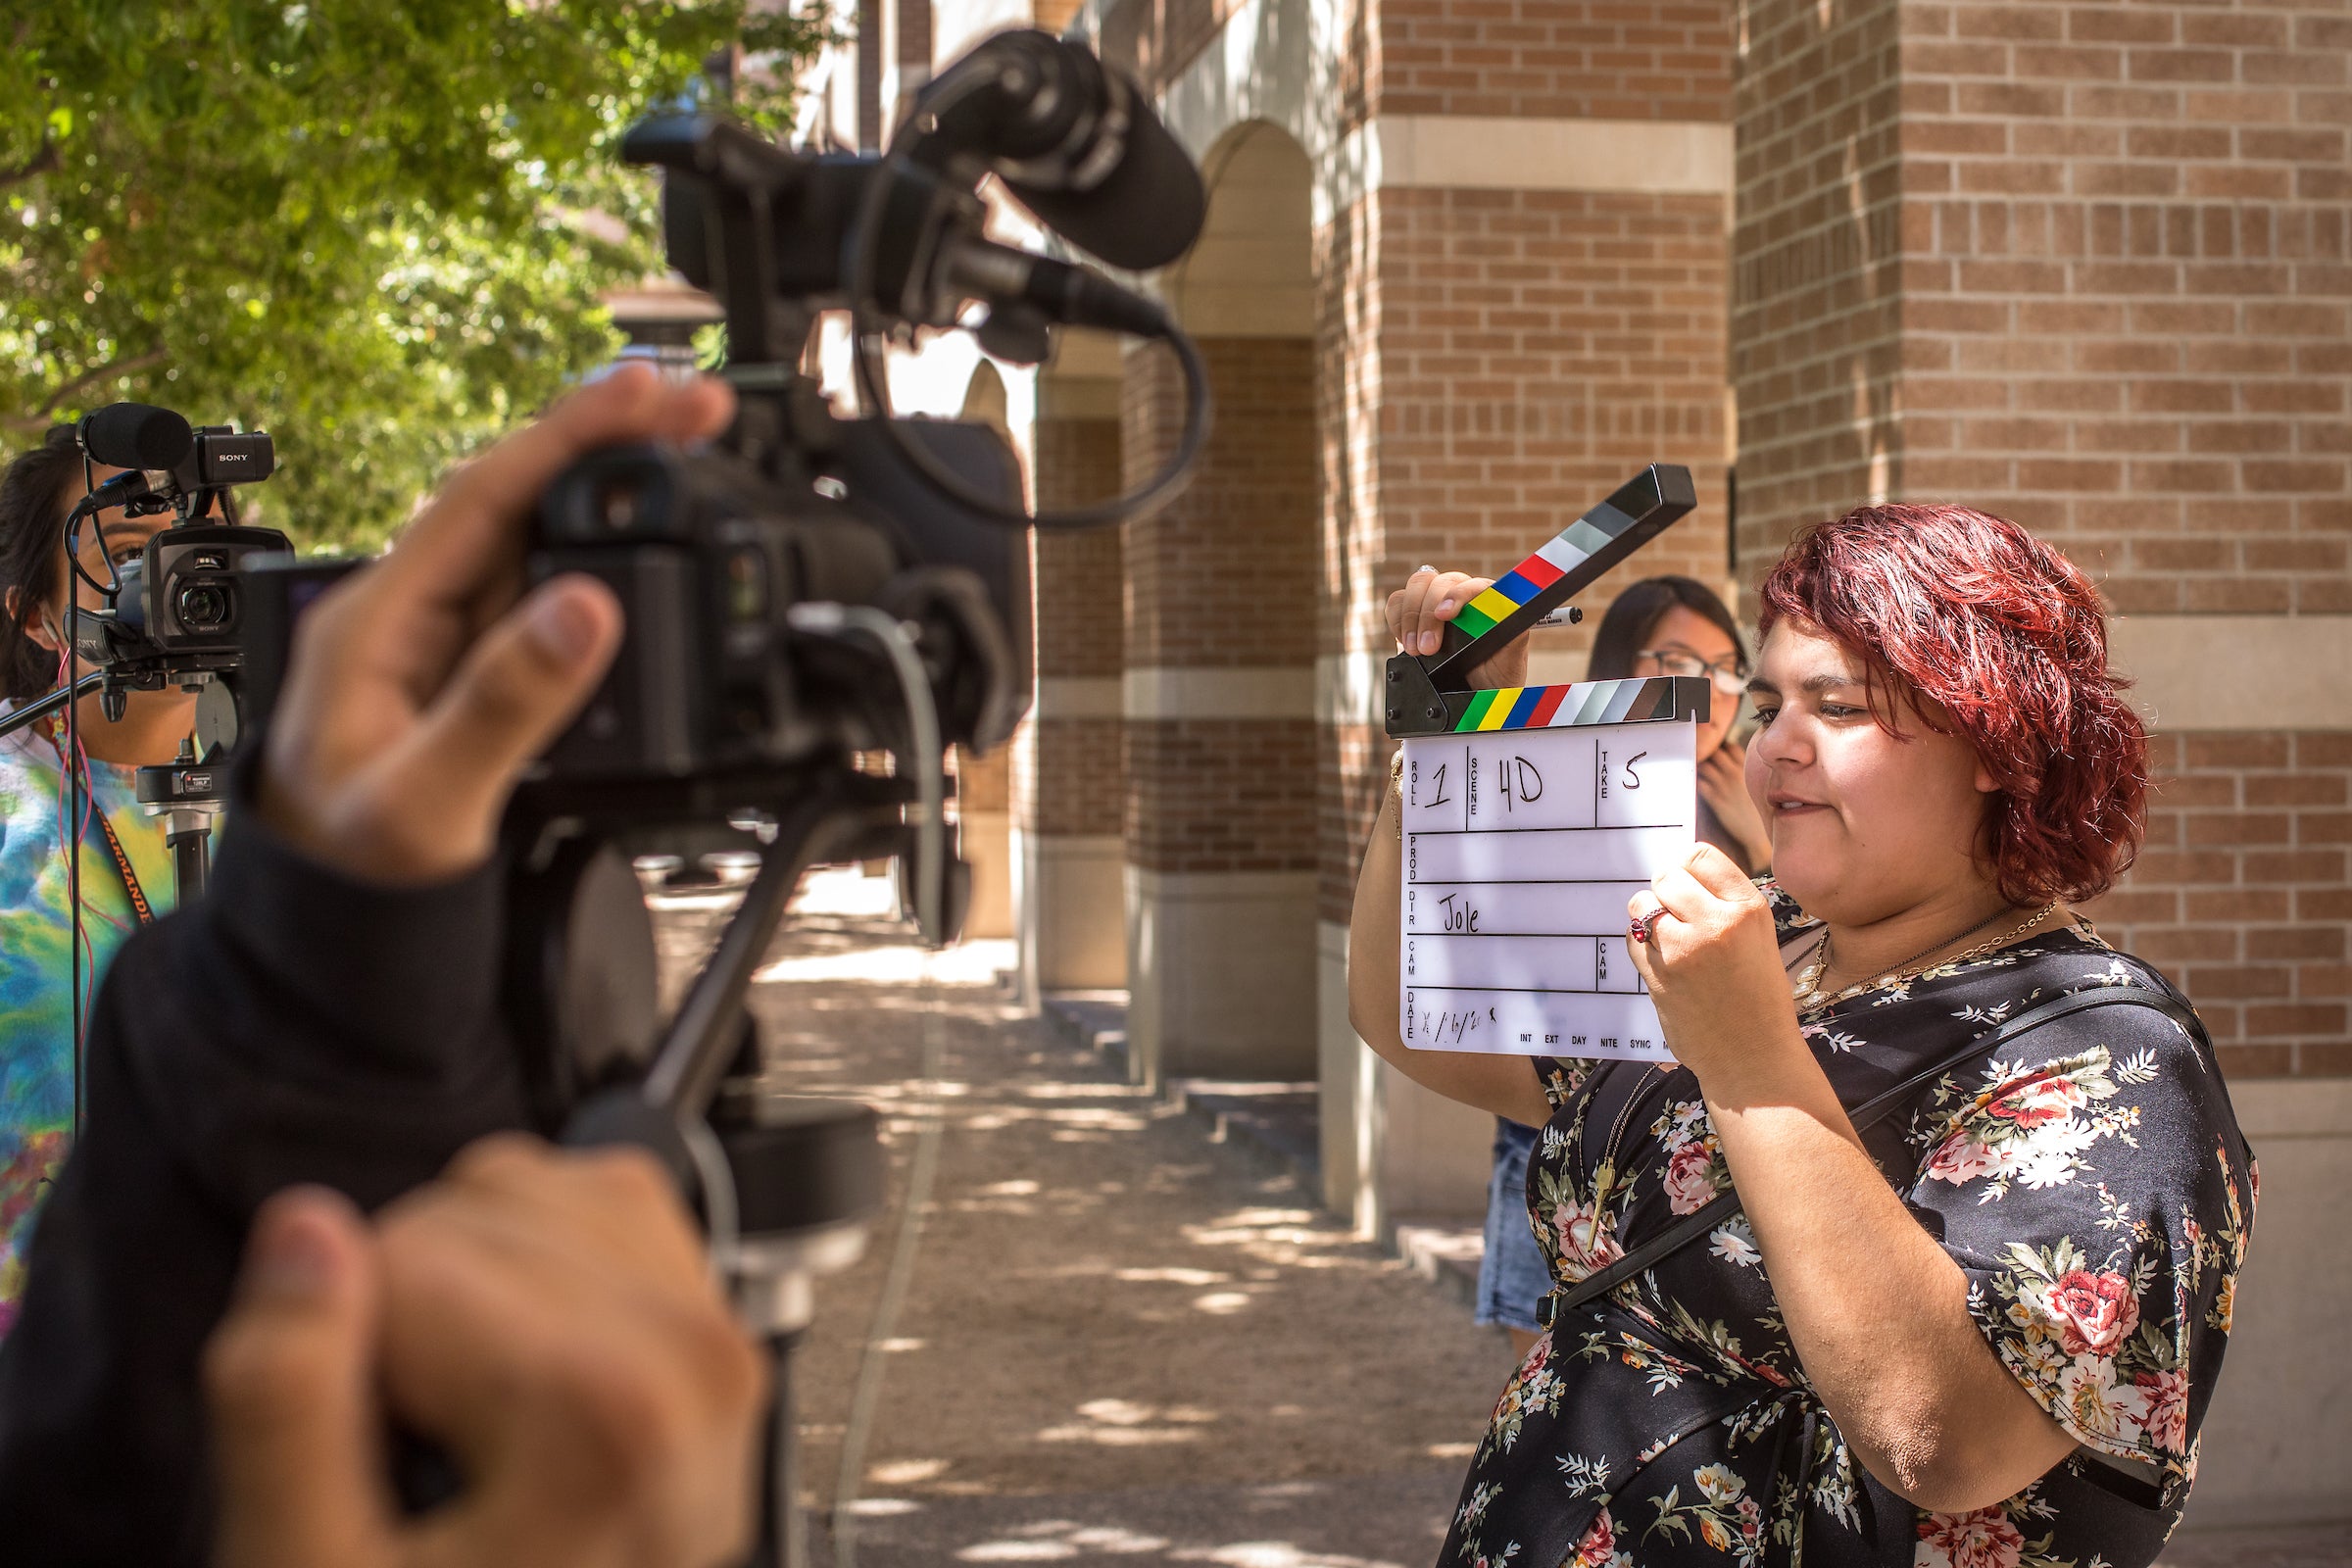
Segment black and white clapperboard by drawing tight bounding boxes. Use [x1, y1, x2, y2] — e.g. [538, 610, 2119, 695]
[1384, 466, 1711, 1064]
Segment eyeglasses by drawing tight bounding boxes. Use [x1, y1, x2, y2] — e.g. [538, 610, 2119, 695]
[1635, 649, 1748, 697]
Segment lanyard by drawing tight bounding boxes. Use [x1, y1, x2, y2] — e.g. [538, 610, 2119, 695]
[91, 808, 155, 926]
[39, 716, 158, 927]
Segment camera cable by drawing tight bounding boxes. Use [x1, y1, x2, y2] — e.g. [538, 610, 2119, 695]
[683, 1113, 742, 1285]
[67, 459, 90, 1138]
[845, 109, 1212, 533]
[782, 604, 947, 950]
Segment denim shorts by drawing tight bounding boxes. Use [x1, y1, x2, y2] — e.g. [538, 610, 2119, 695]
[1475, 1116, 1553, 1332]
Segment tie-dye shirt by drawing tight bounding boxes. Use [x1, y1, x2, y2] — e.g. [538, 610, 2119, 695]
[0, 710, 186, 1333]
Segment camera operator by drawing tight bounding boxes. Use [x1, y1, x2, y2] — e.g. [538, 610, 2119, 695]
[0, 428, 211, 1332]
[0, 364, 760, 1564]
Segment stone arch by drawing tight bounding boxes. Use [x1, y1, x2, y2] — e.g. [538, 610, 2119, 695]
[1163, 120, 1314, 339]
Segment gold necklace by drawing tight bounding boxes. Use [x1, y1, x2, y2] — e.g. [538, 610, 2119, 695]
[1585, 1063, 1667, 1222]
[1790, 901, 2059, 1013]
[1791, 903, 2009, 1003]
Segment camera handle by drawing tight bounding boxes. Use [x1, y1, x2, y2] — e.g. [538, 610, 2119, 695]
[163, 806, 217, 902]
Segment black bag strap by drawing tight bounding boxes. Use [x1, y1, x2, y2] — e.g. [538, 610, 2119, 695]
[1538, 985, 2203, 1327]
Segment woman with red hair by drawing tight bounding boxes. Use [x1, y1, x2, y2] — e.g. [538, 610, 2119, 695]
[1349, 505, 2254, 1568]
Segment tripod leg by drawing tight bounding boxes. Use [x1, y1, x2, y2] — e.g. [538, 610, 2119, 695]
[170, 827, 210, 905]
[763, 1332, 807, 1568]
[638, 782, 858, 1120]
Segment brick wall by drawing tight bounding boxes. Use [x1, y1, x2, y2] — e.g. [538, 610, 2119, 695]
[1729, 0, 1905, 583]
[1122, 336, 1320, 671]
[1119, 334, 1321, 875]
[2103, 731, 2352, 1076]
[1377, 0, 1734, 122]
[1022, 718, 1126, 835]
[1033, 420, 1127, 679]
[1096, 0, 1732, 122]
[896, 0, 931, 67]
[1097, 0, 1249, 94]
[1318, 184, 1737, 922]
[1893, 0, 2350, 615]
[1020, 414, 1127, 840]
[1126, 719, 1321, 872]
[956, 746, 1011, 813]
[1731, 0, 2352, 1079]
[857, 0, 882, 150]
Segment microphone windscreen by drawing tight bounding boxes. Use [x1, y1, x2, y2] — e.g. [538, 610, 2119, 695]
[1000, 79, 1205, 272]
[78, 403, 194, 470]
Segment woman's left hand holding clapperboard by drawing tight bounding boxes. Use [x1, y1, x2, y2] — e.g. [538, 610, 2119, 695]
[1386, 567, 1528, 688]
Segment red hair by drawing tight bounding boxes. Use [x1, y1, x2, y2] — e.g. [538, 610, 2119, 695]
[1758, 504, 2147, 905]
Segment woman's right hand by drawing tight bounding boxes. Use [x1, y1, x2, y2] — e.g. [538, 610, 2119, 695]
[1385, 566, 1530, 691]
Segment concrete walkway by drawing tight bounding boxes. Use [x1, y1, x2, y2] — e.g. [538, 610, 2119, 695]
[658, 869, 2346, 1568]
[658, 868, 1515, 1568]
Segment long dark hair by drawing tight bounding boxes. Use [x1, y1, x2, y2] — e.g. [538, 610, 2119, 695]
[0, 427, 83, 703]
[1584, 574, 1746, 683]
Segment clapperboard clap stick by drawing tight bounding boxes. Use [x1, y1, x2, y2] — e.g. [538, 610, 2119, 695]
[1384, 465, 1712, 739]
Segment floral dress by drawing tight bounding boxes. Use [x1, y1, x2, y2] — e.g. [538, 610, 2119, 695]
[1441, 884, 2256, 1568]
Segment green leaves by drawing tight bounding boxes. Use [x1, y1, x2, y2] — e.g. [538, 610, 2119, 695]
[3, 1, 825, 550]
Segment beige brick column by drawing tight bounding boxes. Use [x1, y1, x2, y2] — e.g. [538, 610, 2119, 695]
[954, 745, 1014, 940]
[1732, 0, 2352, 1521]
[1118, 330, 1322, 1088]
[1016, 352, 1131, 996]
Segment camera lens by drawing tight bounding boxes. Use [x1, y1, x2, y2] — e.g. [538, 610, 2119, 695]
[176, 581, 232, 631]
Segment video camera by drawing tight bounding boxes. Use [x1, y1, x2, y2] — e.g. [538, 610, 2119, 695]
[64, 403, 286, 693]
[488, 43, 1207, 808]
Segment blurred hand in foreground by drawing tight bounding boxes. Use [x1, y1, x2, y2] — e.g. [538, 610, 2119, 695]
[205, 1135, 767, 1568]
[259, 365, 736, 883]
[1698, 734, 1774, 871]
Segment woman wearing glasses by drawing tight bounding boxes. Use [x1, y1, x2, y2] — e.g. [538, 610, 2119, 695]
[1389, 570, 1770, 1359]
[1581, 576, 1771, 879]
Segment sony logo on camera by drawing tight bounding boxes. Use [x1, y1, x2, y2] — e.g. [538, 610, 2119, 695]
[184, 429, 274, 487]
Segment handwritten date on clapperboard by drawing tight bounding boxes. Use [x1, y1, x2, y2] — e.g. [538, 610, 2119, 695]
[1397, 718, 1696, 1063]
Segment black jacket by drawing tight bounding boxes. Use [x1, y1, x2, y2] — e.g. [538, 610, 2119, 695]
[0, 808, 529, 1563]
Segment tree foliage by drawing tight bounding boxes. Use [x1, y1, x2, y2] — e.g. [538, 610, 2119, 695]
[0, 2, 823, 549]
